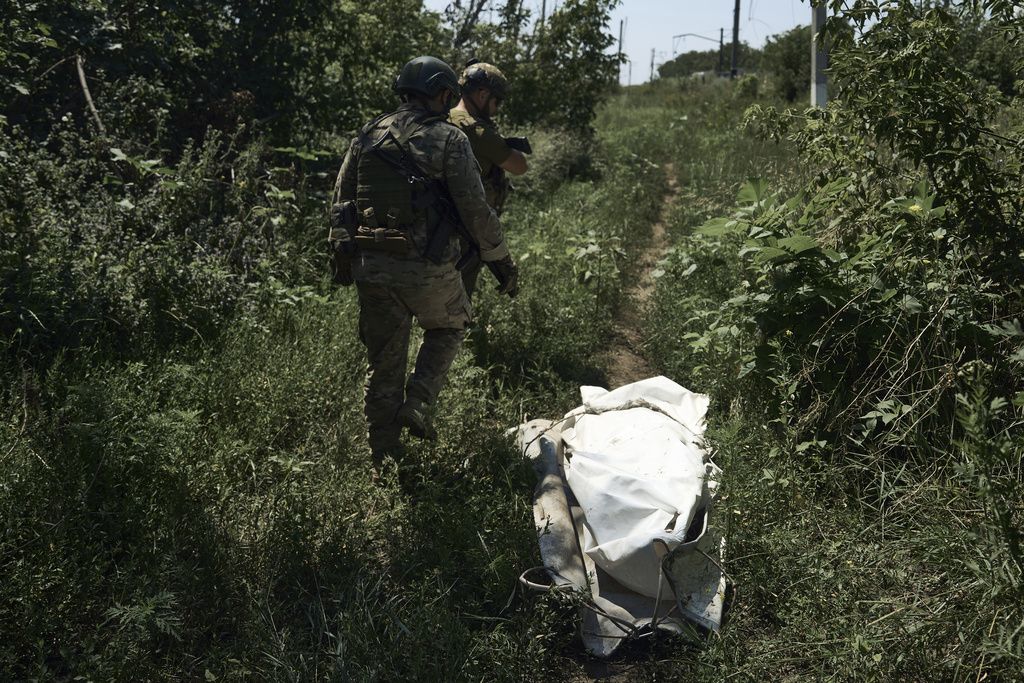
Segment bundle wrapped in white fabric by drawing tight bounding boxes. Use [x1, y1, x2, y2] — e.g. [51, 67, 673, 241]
[560, 377, 720, 598]
[518, 376, 726, 656]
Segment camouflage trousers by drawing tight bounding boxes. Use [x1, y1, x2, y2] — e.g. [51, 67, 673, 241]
[355, 269, 471, 455]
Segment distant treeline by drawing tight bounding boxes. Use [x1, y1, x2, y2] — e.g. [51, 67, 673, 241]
[659, 12, 1018, 102]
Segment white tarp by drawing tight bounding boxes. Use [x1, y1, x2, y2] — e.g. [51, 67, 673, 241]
[519, 376, 727, 657]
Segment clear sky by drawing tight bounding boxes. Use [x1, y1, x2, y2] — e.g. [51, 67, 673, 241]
[422, 1, 811, 84]
[610, 0, 810, 83]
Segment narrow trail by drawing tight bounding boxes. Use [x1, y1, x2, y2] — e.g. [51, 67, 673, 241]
[602, 163, 679, 389]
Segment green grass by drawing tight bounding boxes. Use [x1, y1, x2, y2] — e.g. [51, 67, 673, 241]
[0, 96, 666, 680]
[3, 77, 1020, 681]
[632, 80, 1023, 681]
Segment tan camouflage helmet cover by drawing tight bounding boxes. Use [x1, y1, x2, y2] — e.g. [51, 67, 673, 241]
[459, 62, 509, 100]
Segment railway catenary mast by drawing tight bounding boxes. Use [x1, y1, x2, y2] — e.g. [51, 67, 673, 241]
[811, 3, 828, 106]
[730, 0, 740, 78]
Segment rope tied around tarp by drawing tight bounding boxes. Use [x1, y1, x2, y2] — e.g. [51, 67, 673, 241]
[518, 396, 705, 460]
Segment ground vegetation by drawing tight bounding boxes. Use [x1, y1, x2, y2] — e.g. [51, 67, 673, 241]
[2, 0, 1022, 680]
[643, 1, 1023, 678]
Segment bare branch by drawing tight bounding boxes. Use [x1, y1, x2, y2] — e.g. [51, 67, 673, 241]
[451, 0, 488, 49]
[75, 54, 107, 137]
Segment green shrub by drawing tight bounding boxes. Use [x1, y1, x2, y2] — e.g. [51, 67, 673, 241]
[732, 74, 760, 99]
[641, 3, 1023, 678]
[761, 25, 811, 102]
[510, 128, 596, 198]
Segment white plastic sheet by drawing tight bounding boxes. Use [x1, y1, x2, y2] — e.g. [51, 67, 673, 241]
[519, 376, 726, 656]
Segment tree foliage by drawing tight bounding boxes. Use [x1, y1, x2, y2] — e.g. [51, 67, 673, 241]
[450, 0, 621, 131]
[760, 25, 811, 102]
[658, 43, 760, 79]
[0, 0, 621, 366]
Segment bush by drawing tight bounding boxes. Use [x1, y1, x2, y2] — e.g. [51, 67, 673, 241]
[0, 122, 330, 364]
[644, 4, 1023, 676]
[511, 128, 596, 197]
[732, 74, 760, 99]
[761, 25, 811, 102]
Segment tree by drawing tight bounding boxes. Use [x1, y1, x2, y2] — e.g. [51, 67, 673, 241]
[761, 25, 811, 102]
[658, 43, 760, 80]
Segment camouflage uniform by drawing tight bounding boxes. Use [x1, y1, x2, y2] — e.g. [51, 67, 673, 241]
[449, 63, 516, 297]
[449, 108, 513, 215]
[332, 102, 508, 456]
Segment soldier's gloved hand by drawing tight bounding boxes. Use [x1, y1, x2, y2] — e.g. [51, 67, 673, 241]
[492, 256, 519, 299]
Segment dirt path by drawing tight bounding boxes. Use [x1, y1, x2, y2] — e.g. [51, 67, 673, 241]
[602, 163, 678, 389]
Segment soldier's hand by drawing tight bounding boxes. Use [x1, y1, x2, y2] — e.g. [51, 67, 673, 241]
[492, 256, 519, 299]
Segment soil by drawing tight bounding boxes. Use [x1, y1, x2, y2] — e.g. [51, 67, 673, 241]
[569, 165, 682, 682]
[602, 163, 679, 390]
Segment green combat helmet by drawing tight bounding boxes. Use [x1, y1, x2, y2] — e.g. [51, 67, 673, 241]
[459, 61, 509, 100]
[394, 56, 461, 99]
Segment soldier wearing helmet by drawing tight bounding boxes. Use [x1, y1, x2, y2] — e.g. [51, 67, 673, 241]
[449, 61, 530, 297]
[330, 56, 519, 478]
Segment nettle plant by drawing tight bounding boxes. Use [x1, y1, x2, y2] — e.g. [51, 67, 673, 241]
[706, 0, 1023, 454]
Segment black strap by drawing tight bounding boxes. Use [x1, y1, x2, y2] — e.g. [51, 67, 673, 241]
[357, 110, 443, 185]
[355, 110, 495, 273]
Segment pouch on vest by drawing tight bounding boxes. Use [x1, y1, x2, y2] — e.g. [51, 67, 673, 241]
[328, 200, 358, 286]
[354, 226, 411, 254]
[356, 110, 459, 265]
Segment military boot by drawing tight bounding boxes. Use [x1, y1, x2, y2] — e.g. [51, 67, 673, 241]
[396, 396, 436, 441]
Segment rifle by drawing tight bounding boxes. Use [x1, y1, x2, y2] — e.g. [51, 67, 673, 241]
[424, 183, 503, 280]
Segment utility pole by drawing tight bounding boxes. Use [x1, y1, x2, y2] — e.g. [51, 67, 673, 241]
[618, 18, 624, 83]
[730, 0, 740, 78]
[650, 47, 655, 82]
[811, 3, 828, 106]
[719, 27, 724, 75]
[539, 0, 546, 37]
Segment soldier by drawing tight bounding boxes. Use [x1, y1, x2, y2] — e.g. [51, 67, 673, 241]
[329, 56, 519, 474]
[449, 61, 530, 297]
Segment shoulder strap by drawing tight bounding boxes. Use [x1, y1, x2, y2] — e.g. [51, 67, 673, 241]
[359, 111, 443, 191]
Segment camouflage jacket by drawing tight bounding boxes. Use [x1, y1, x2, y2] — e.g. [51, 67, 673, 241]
[448, 107, 512, 214]
[332, 103, 508, 285]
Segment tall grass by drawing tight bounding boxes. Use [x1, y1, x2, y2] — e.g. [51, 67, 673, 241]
[5, 68, 1018, 681]
[636, 73, 1023, 681]
[0, 101, 666, 678]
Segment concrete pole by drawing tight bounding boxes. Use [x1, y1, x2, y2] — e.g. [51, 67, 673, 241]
[811, 4, 828, 106]
[618, 19, 624, 83]
[650, 47, 655, 82]
[730, 0, 740, 78]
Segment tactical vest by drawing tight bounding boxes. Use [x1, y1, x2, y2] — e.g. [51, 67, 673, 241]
[355, 108, 443, 235]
